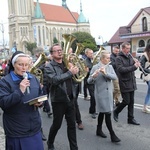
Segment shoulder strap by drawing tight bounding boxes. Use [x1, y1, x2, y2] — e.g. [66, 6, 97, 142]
[143, 52, 149, 62]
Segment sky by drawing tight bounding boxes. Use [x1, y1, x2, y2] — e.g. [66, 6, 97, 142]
[0, 0, 150, 45]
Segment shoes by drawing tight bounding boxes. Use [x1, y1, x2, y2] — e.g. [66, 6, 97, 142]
[77, 123, 84, 130]
[43, 108, 47, 112]
[128, 119, 140, 125]
[47, 112, 53, 118]
[84, 96, 90, 101]
[111, 133, 121, 143]
[96, 130, 107, 138]
[48, 144, 55, 150]
[91, 113, 96, 119]
[113, 110, 118, 122]
[142, 108, 150, 114]
[115, 102, 120, 107]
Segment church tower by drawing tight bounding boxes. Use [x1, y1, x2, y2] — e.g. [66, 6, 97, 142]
[8, 0, 35, 52]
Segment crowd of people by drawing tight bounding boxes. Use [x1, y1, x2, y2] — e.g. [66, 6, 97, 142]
[0, 41, 149, 150]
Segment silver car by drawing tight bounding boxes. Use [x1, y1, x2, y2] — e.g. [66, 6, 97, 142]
[136, 47, 145, 60]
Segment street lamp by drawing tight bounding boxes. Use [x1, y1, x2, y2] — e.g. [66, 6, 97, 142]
[98, 35, 104, 46]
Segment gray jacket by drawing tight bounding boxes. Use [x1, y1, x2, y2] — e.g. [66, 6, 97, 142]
[88, 62, 117, 112]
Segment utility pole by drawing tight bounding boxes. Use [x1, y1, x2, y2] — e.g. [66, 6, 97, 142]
[0, 23, 5, 51]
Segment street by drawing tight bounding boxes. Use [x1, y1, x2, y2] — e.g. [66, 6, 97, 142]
[0, 76, 150, 150]
[41, 78, 150, 150]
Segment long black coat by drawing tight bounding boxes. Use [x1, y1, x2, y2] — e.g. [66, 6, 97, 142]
[116, 51, 137, 92]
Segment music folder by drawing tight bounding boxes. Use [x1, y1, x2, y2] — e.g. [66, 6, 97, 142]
[24, 95, 47, 105]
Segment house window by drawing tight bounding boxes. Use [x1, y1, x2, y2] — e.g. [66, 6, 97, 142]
[138, 40, 145, 47]
[142, 17, 147, 32]
[147, 39, 150, 44]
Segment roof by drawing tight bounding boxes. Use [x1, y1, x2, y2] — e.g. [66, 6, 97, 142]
[128, 7, 150, 27]
[34, 1, 44, 18]
[78, 12, 87, 23]
[109, 7, 150, 44]
[108, 26, 130, 44]
[37, 3, 79, 23]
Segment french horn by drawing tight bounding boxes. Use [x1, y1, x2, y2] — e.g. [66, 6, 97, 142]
[62, 34, 87, 82]
[92, 46, 106, 65]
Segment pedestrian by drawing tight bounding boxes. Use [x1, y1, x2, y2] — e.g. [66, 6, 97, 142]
[140, 43, 150, 113]
[113, 42, 140, 125]
[68, 48, 84, 130]
[110, 45, 121, 106]
[84, 48, 97, 119]
[0, 51, 44, 150]
[88, 51, 121, 143]
[45, 44, 79, 150]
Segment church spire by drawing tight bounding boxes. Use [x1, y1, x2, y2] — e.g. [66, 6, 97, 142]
[34, 0, 44, 18]
[80, 0, 82, 12]
[78, 0, 87, 23]
[62, 0, 67, 8]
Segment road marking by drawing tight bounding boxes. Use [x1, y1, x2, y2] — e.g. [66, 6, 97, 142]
[78, 94, 150, 110]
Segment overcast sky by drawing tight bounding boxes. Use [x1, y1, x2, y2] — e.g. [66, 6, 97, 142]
[0, 0, 150, 45]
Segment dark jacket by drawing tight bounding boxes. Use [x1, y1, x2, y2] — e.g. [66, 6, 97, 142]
[84, 57, 93, 83]
[44, 60, 76, 102]
[116, 51, 137, 92]
[140, 54, 150, 73]
[110, 52, 117, 73]
[0, 74, 42, 137]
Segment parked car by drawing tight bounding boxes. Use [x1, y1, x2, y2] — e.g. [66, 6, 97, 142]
[135, 47, 145, 59]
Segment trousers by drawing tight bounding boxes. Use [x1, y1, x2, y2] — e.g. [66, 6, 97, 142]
[87, 84, 96, 114]
[47, 101, 78, 150]
[115, 91, 134, 120]
[112, 79, 121, 103]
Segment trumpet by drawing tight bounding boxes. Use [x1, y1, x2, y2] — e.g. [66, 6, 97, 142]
[129, 53, 148, 76]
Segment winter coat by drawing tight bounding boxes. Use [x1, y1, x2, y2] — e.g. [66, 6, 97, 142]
[87, 62, 117, 113]
[116, 51, 137, 92]
[0, 73, 42, 137]
[110, 52, 117, 73]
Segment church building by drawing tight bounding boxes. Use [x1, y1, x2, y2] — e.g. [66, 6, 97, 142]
[8, 0, 90, 53]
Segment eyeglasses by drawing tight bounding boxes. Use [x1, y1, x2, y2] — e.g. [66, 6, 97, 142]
[52, 49, 63, 53]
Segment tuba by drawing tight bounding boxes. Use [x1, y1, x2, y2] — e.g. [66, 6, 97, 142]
[62, 34, 87, 82]
[29, 53, 48, 84]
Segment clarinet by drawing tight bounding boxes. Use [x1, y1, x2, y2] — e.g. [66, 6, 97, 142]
[129, 53, 148, 76]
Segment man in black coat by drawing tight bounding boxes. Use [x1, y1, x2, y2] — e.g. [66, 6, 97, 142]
[45, 44, 79, 150]
[113, 42, 140, 125]
[110, 45, 121, 106]
[84, 48, 97, 119]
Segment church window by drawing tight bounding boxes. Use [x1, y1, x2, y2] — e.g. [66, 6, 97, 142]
[43, 26, 45, 45]
[38, 26, 41, 46]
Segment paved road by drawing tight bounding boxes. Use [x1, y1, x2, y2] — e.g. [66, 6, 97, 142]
[0, 69, 150, 150]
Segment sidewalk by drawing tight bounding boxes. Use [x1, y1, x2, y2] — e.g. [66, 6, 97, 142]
[0, 125, 5, 150]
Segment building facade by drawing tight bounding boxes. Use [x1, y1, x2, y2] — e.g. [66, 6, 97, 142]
[109, 7, 150, 56]
[8, 0, 90, 54]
